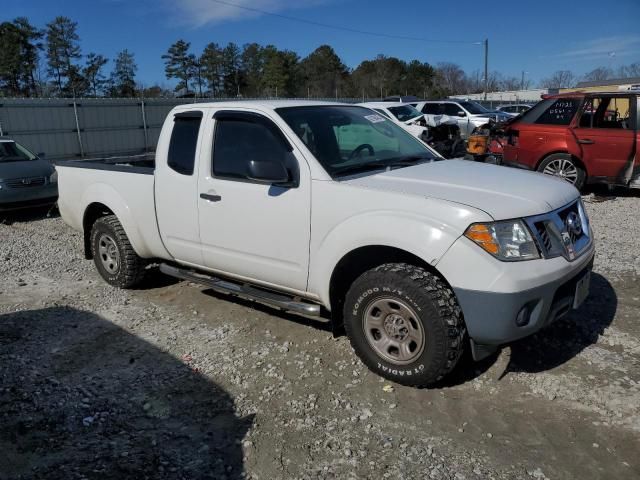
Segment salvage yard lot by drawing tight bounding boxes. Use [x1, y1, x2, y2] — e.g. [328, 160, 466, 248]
[1, 192, 639, 479]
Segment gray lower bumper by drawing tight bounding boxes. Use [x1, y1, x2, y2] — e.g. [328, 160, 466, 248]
[455, 253, 594, 347]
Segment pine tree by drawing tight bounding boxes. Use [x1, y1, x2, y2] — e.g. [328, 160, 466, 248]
[110, 49, 137, 97]
[162, 40, 193, 94]
[222, 42, 241, 97]
[45, 16, 82, 96]
[200, 42, 224, 96]
[0, 18, 43, 96]
[83, 53, 108, 97]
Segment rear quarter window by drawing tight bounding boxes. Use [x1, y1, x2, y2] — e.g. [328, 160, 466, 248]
[533, 98, 581, 125]
[167, 114, 202, 175]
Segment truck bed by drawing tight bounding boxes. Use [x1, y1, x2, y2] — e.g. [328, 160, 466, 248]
[54, 153, 155, 174]
[55, 152, 168, 259]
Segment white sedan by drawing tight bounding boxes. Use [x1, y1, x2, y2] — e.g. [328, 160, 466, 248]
[357, 102, 428, 140]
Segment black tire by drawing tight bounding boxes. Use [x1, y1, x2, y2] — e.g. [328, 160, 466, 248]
[343, 263, 465, 387]
[537, 153, 586, 190]
[90, 215, 146, 289]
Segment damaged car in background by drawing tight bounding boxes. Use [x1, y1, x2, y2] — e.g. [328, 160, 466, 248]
[358, 102, 467, 159]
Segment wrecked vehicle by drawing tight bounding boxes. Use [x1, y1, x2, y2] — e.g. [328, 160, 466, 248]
[359, 103, 466, 159]
[357, 102, 429, 141]
[502, 92, 640, 190]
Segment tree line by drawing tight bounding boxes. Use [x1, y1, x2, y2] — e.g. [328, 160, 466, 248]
[1, 16, 639, 99]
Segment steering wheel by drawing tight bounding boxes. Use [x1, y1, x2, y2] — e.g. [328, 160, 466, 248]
[348, 143, 375, 160]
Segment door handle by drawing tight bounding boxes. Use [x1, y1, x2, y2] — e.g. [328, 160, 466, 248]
[577, 139, 595, 145]
[200, 193, 222, 202]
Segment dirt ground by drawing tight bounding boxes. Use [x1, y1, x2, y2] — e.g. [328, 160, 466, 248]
[1, 194, 639, 479]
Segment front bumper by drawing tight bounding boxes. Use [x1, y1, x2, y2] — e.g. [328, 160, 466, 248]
[437, 236, 595, 346]
[0, 183, 58, 211]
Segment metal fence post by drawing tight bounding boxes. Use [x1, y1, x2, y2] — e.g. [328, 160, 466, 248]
[72, 101, 84, 157]
[140, 99, 149, 152]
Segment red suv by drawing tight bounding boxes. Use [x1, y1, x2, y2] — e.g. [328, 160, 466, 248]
[502, 92, 639, 190]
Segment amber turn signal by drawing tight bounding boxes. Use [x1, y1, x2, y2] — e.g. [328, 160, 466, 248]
[464, 224, 500, 255]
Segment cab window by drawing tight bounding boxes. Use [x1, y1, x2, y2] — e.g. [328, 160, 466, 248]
[212, 118, 292, 181]
[579, 96, 633, 129]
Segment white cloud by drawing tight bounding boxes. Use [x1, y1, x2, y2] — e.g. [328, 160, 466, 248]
[549, 35, 640, 61]
[162, 0, 334, 28]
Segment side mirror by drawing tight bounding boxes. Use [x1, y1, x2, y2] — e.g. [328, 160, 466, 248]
[457, 111, 466, 117]
[37, 152, 46, 158]
[246, 160, 290, 185]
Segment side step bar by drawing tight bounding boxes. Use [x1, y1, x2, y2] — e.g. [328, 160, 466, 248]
[159, 263, 321, 317]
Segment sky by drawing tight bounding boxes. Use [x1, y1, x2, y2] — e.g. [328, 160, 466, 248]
[4, 0, 640, 87]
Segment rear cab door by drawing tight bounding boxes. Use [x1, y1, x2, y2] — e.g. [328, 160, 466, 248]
[155, 108, 206, 265]
[571, 94, 637, 182]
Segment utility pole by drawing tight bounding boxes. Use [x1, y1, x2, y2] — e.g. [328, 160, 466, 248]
[483, 38, 489, 100]
[521, 70, 528, 91]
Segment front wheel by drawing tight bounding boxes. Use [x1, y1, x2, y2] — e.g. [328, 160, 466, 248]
[343, 263, 465, 387]
[537, 153, 586, 190]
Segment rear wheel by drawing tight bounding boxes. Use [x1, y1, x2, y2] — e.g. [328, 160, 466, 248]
[343, 263, 465, 387]
[537, 153, 586, 190]
[90, 215, 146, 289]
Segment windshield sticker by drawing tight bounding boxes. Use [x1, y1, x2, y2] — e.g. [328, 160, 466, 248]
[364, 114, 386, 124]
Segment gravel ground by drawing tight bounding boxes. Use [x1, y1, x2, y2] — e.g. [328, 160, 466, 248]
[1, 194, 639, 480]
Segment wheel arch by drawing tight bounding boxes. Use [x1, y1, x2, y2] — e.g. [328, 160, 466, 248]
[327, 245, 454, 332]
[536, 150, 588, 176]
[82, 202, 115, 259]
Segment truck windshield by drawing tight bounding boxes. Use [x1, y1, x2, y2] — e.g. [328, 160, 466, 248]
[0, 141, 37, 163]
[277, 105, 438, 178]
[387, 105, 422, 122]
[458, 102, 488, 114]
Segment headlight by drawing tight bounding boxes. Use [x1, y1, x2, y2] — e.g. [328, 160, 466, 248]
[464, 220, 540, 261]
[49, 170, 58, 184]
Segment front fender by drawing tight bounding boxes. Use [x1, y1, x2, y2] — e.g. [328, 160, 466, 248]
[309, 210, 465, 308]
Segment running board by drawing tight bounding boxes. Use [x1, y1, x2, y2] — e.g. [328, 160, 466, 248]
[159, 263, 321, 317]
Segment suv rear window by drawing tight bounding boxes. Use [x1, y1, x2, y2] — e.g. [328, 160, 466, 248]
[534, 98, 581, 125]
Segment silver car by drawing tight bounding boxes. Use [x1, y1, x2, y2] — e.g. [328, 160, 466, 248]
[415, 100, 512, 138]
[0, 138, 58, 211]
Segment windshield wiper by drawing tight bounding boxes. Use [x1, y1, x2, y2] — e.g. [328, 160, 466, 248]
[331, 155, 433, 177]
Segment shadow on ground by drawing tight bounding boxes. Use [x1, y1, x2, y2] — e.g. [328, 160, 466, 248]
[0, 205, 59, 225]
[0, 307, 252, 480]
[507, 272, 617, 374]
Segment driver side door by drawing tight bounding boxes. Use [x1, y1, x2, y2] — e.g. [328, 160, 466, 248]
[197, 110, 311, 292]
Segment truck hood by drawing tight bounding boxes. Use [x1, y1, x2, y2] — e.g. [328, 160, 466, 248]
[0, 158, 54, 181]
[342, 159, 579, 219]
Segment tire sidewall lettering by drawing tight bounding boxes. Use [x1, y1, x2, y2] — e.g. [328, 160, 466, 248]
[377, 362, 425, 377]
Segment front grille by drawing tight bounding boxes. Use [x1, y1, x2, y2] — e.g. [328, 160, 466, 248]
[6, 177, 46, 188]
[526, 200, 591, 261]
[535, 222, 553, 252]
[557, 203, 584, 245]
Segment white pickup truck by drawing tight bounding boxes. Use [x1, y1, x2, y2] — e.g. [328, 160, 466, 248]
[57, 101, 595, 387]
